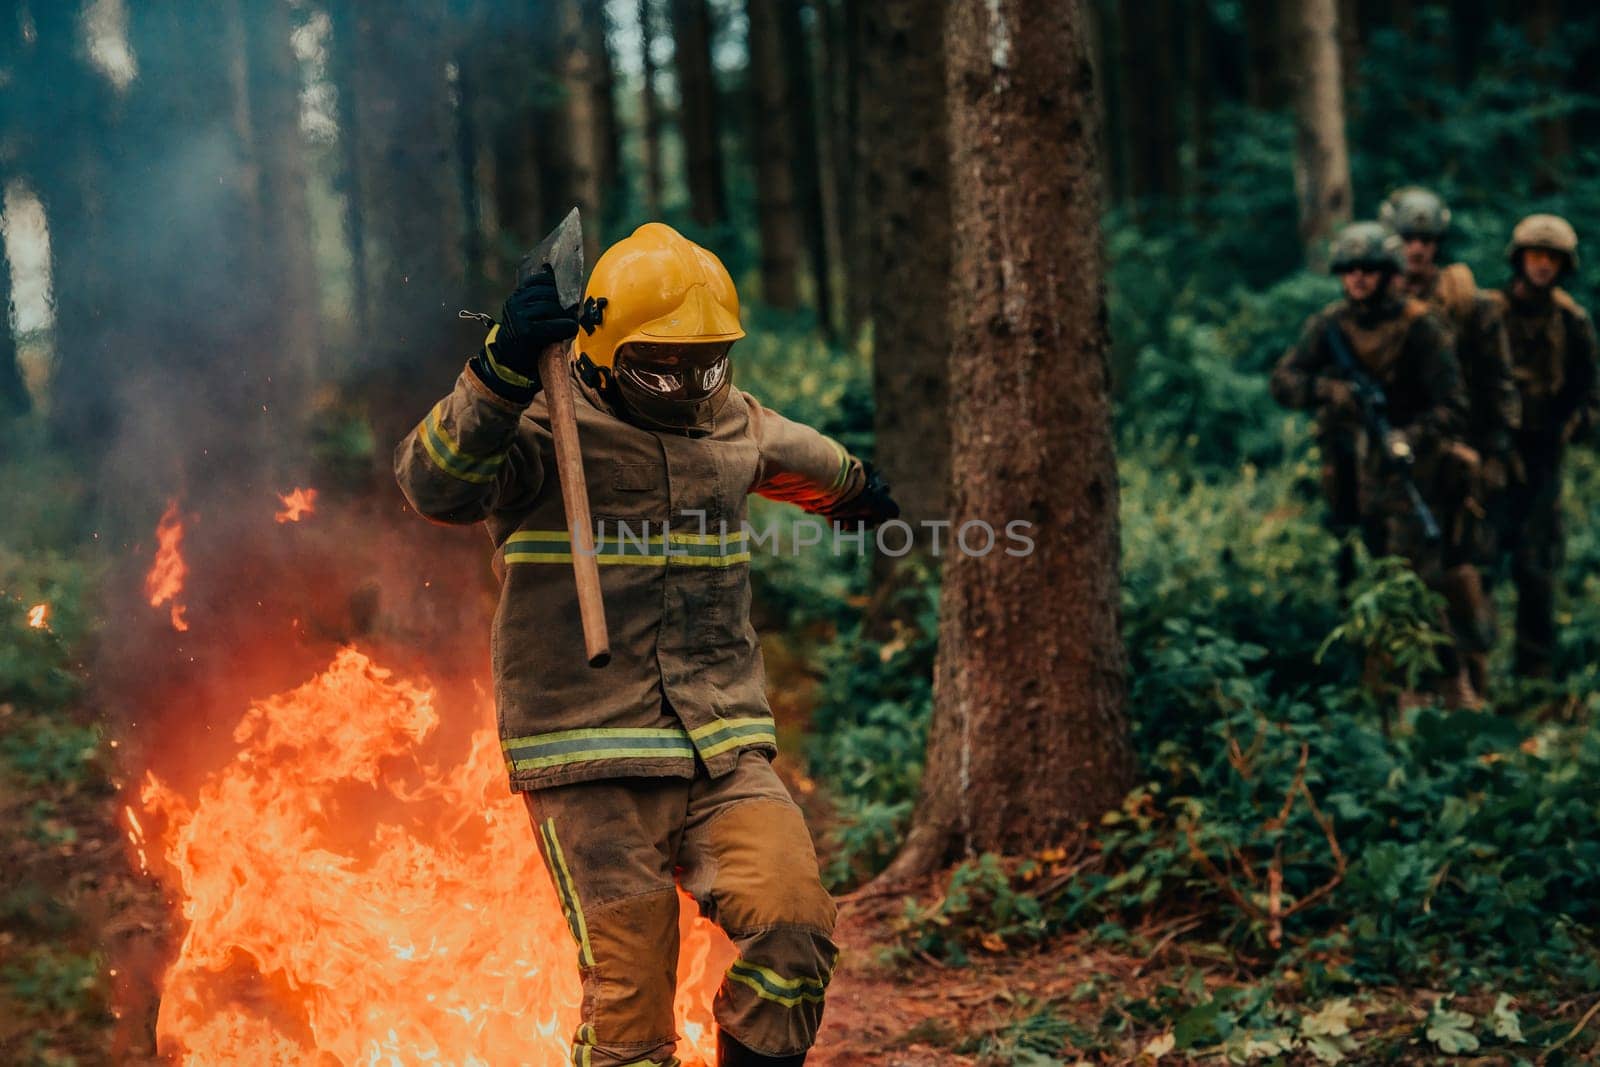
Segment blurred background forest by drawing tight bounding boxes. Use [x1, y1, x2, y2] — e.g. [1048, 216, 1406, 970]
[3, 0, 1600, 1064]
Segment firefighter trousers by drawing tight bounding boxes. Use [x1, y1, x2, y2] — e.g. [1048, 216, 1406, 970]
[522, 750, 838, 1066]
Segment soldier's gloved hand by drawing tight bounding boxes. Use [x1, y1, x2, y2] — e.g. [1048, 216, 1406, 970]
[818, 462, 900, 527]
[493, 265, 581, 380]
[1314, 377, 1359, 414]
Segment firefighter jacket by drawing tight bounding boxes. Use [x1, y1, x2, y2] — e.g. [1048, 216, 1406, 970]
[395, 361, 865, 792]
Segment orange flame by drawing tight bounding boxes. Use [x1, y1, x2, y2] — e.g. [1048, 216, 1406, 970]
[144, 500, 190, 632]
[140, 648, 733, 1064]
[274, 488, 318, 524]
[27, 603, 48, 629]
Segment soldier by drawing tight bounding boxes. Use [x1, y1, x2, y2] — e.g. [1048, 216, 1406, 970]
[1484, 214, 1599, 678]
[1379, 186, 1520, 696]
[396, 222, 900, 1066]
[1271, 221, 1476, 706]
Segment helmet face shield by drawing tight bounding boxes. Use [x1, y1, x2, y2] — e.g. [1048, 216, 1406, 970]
[613, 341, 734, 431]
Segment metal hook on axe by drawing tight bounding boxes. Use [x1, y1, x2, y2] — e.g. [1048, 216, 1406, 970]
[522, 207, 610, 668]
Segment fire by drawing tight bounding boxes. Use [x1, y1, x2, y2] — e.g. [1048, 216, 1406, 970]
[140, 648, 733, 1064]
[274, 487, 318, 524]
[145, 500, 190, 632]
[27, 603, 48, 629]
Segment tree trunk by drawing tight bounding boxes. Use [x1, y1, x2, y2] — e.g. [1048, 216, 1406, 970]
[0, 171, 26, 415]
[1288, 0, 1351, 270]
[1186, 0, 1215, 201]
[639, 0, 665, 216]
[780, 0, 834, 333]
[857, 0, 951, 529]
[880, 0, 1134, 881]
[670, 0, 728, 227]
[335, 0, 463, 379]
[1243, 0, 1287, 108]
[587, 1, 622, 221]
[747, 0, 801, 309]
[840, 0, 869, 336]
[560, 0, 605, 265]
[1117, 0, 1181, 206]
[1527, 0, 1569, 192]
[243, 0, 322, 401]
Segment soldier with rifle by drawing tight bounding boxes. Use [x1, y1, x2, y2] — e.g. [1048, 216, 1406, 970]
[1380, 186, 1519, 698]
[1271, 221, 1476, 707]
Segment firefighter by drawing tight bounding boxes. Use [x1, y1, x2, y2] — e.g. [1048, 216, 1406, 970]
[1379, 186, 1519, 696]
[1271, 221, 1476, 706]
[1484, 214, 1599, 678]
[395, 222, 899, 1066]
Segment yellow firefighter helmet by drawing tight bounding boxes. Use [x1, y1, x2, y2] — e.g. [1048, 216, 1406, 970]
[575, 223, 745, 432]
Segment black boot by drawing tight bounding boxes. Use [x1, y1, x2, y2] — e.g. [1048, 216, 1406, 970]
[717, 1030, 807, 1066]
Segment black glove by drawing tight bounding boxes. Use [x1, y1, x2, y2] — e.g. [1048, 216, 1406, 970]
[818, 461, 900, 527]
[471, 265, 580, 402]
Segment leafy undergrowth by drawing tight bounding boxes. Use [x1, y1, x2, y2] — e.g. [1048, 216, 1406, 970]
[816, 889, 1600, 1065]
[0, 548, 169, 1066]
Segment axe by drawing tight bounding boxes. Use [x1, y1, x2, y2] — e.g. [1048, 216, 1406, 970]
[521, 208, 610, 668]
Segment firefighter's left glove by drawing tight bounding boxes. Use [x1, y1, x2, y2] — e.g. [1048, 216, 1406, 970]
[818, 461, 901, 527]
[471, 265, 580, 403]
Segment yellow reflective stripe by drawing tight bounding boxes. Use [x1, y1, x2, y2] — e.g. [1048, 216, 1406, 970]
[419, 401, 505, 484]
[503, 550, 668, 566]
[483, 324, 536, 388]
[697, 729, 776, 759]
[506, 529, 749, 547]
[688, 716, 771, 741]
[726, 960, 828, 1006]
[825, 439, 851, 493]
[505, 725, 692, 747]
[540, 818, 594, 966]
[511, 745, 698, 771]
[502, 726, 697, 773]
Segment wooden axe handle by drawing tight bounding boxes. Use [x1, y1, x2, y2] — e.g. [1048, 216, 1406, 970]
[538, 342, 611, 668]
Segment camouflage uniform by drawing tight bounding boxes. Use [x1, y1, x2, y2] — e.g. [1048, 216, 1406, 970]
[1271, 294, 1468, 583]
[1399, 263, 1518, 691]
[1485, 273, 1598, 676]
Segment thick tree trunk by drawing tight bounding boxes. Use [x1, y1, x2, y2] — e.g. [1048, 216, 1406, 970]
[1288, 0, 1351, 270]
[747, 0, 801, 309]
[670, 0, 728, 227]
[587, 2, 622, 219]
[639, 0, 665, 216]
[880, 0, 1134, 881]
[779, 0, 833, 333]
[857, 0, 951, 530]
[840, 0, 869, 336]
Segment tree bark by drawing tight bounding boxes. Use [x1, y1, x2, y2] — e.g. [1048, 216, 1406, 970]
[780, 0, 834, 333]
[0, 169, 26, 415]
[670, 0, 728, 227]
[1243, 0, 1288, 109]
[560, 0, 605, 265]
[880, 0, 1134, 881]
[857, 0, 952, 529]
[747, 0, 801, 309]
[587, 1, 622, 218]
[1527, 0, 1569, 192]
[639, 0, 665, 216]
[1117, 0, 1181, 205]
[1288, 0, 1351, 271]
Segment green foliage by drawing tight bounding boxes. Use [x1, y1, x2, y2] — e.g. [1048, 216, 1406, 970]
[891, 853, 1048, 966]
[0, 946, 106, 1023]
[1316, 552, 1453, 700]
[0, 549, 95, 707]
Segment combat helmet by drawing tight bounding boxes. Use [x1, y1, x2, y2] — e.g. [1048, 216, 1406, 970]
[1506, 213, 1579, 271]
[575, 222, 745, 432]
[1379, 186, 1451, 239]
[1328, 221, 1404, 274]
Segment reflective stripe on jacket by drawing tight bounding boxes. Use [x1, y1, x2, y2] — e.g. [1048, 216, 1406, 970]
[395, 362, 864, 790]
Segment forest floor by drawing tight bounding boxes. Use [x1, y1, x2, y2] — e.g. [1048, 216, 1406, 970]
[5, 689, 1598, 1065]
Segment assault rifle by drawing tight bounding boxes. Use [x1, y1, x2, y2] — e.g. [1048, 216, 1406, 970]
[1323, 322, 1442, 544]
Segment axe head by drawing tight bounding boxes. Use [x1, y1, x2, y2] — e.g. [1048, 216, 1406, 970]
[519, 206, 585, 310]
